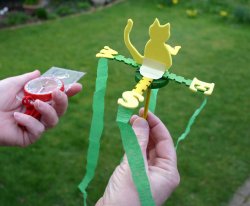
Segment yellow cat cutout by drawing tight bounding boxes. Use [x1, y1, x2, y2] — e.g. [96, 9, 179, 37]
[124, 18, 181, 78]
[118, 18, 181, 108]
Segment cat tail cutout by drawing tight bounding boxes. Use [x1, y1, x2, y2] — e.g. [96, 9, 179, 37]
[124, 19, 143, 64]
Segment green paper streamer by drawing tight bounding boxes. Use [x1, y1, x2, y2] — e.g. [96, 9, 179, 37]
[175, 97, 208, 149]
[78, 58, 108, 205]
[116, 106, 156, 206]
[149, 89, 159, 113]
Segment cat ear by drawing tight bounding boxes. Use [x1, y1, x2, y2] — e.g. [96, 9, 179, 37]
[163, 23, 170, 30]
[153, 18, 160, 27]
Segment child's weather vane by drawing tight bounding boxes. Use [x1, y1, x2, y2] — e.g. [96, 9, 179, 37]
[79, 18, 215, 206]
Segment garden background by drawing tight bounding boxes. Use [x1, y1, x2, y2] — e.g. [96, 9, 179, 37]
[0, 0, 249, 205]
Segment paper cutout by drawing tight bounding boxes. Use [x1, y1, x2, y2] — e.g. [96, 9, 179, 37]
[118, 76, 153, 109]
[124, 18, 181, 69]
[96, 46, 118, 59]
[117, 90, 144, 109]
[190, 77, 215, 95]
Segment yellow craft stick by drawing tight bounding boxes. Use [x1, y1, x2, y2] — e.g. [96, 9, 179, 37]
[143, 88, 152, 119]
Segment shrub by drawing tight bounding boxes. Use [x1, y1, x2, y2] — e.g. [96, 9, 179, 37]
[234, 5, 250, 23]
[24, 0, 39, 5]
[4, 11, 30, 26]
[35, 8, 48, 20]
[56, 6, 74, 16]
[77, 2, 91, 10]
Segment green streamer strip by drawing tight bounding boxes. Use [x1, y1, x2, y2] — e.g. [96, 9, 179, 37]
[175, 97, 208, 150]
[78, 58, 108, 205]
[116, 106, 156, 206]
[114, 54, 140, 68]
[163, 72, 193, 87]
[149, 89, 159, 113]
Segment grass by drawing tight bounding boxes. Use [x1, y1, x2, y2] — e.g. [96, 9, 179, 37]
[0, 0, 250, 205]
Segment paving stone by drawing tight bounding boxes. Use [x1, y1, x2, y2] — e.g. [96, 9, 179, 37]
[228, 177, 250, 206]
[229, 194, 245, 206]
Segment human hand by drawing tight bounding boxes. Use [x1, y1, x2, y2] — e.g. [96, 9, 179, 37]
[0, 70, 82, 147]
[96, 109, 180, 206]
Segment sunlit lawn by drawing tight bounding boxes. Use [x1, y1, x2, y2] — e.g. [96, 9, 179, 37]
[0, 0, 249, 205]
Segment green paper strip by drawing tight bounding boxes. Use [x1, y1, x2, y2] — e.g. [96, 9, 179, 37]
[149, 89, 159, 113]
[163, 72, 193, 87]
[175, 97, 208, 149]
[78, 58, 108, 205]
[116, 106, 156, 206]
[114, 54, 140, 68]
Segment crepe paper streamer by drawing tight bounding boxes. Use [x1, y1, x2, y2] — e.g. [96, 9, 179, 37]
[149, 89, 159, 114]
[116, 106, 156, 206]
[189, 77, 215, 96]
[175, 97, 208, 150]
[78, 58, 108, 205]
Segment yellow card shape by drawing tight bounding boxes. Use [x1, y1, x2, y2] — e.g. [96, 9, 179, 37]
[143, 18, 180, 69]
[96, 46, 118, 59]
[133, 76, 153, 95]
[124, 18, 181, 79]
[189, 77, 215, 95]
[118, 91, 144, 109]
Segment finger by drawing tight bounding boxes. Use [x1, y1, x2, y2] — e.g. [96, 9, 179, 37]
[9, 70, 40, 89]
[65, 83, 82, 97]
[139, 108, 176, 162]
[14, 112, 45, 144]
[130, 114, 139, 125]
[96, 197, 104, 206]
[132, 117, 149, 161]
[34, 100, 58, 129]
[52, 89, 68, 116]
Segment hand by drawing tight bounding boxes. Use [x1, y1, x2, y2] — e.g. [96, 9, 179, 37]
[0, 70, 82, 147]
[96, 109, 180, 206]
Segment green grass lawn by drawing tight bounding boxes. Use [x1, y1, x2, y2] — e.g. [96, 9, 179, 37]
[0, 0, 250, 205]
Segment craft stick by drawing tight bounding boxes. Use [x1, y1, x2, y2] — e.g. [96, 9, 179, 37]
[143, 88, 152, 119]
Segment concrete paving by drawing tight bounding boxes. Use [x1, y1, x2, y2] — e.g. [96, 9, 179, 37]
[229, 177, 250, 206]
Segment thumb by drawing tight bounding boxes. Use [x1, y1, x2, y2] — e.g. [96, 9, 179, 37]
[9, 70, 40, 89]
[132, 117, 149, 159]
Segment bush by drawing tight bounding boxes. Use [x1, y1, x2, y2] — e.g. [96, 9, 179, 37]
[56, 6, 74, 16]
[4, 11, 30, 26]
[24, 0, 39, 5]
[234, 5, 250, 23]
[35, 8, 48, 20]
[77, 2, 91, 10]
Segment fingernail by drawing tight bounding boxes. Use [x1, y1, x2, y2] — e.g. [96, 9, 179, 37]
[14, 112, 21, 120]
[133, 118, 148, 128]
[36, 100, 42, 109]
[33, 70, 40, 75]
[55, 90, 62, 98]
